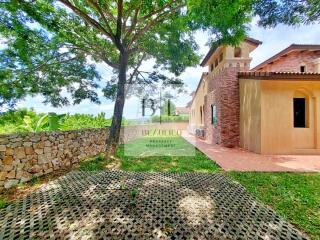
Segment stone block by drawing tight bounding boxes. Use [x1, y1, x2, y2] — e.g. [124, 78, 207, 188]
[16, 163, 25, 171]
[34, 148, 43, 155]
[3, 165, 13, 171]
[31, 136, 41, 142]
[3, 155, 13, 165]
[38, 154, 48, 164]
[33, 142, 44, 149]
[5, 147, 14, 156]
[23, 142, 33, 147]
[4, 179, 19, 189]
[0, 138, 9, 144]
[17, 171, 31, 181]
[44, 147, 51, 153]
[12, 137, 22, 142]
[44, 168, 53, 174]
[11, 142, 22, 148]
[7, 170, 16, 179]
[0, 145, 6, 152]
[29, 165, 41, 174]
[15, 147, 26, 159]
[25, 147, 34, 155]
[0, 172, 6, 181]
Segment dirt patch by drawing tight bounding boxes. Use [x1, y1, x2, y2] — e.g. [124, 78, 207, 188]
[0, 166, 79, 203]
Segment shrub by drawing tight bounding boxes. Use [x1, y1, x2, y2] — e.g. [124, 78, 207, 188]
[0, 109, 128, 134]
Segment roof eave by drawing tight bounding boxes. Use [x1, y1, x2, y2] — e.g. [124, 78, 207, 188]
[200, 37, 262, 67]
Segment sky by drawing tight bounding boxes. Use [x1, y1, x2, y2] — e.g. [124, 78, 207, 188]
[15, 19, 320, 119]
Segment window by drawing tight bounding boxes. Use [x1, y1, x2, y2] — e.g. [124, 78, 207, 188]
[215, 59, 219, 67]
[294, 98, 306, 128]
[300, 65, 306, 73]
[210, 64, 214, 72]
[219, 53, 223, 62]
[234, 47, 242, 58]
[211, 104, 217, 127]
[200, 106, 203, 124]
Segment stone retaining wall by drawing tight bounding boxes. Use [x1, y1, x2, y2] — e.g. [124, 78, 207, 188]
[0, 128, 108, 189]
[0, 122, 188, 189]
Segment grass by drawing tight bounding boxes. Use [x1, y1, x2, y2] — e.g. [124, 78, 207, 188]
[79, 155, 109, 171]
[117, 136, 220, 173]
[0, 198, 8, 209]
[230, 172, 320, 239]
[80, 136, 220, 173]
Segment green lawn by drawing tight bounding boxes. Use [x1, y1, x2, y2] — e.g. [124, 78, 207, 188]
[80, 136, 220, 173]
[230, 172, 320, 239]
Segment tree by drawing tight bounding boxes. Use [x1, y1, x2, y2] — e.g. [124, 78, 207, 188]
[0, 0, 254, 157]
[161, 99, 176, 116]
[253, 0, 320, 27]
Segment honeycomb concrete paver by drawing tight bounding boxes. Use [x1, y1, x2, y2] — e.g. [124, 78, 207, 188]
[0, 171, 309, 239]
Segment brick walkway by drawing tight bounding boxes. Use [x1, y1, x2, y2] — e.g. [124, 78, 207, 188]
[0, 171, 308, 239]
[182, 131, 320, 172]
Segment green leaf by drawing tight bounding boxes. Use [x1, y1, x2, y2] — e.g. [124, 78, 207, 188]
[35, 114, 48, 132]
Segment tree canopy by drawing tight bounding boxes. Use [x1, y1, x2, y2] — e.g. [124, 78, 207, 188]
[0, 0, 254, 109]
[254, 0, 320, 27]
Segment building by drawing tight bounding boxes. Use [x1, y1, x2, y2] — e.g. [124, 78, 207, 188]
[175, 107, 190, 116]
[189, 38, 320, 154]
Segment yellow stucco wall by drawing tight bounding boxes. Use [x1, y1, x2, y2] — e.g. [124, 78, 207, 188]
[189, 75, 207, 130]
[240, 79, 320, 154]
[239, 79, 261, 153]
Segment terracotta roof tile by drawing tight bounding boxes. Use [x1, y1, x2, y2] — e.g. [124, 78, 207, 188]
[238, 71, 320, 80]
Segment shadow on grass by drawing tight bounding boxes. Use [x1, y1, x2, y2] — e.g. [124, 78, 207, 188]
[0, 171, 308, 239]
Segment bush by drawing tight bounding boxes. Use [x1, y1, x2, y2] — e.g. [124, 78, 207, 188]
[0, 109, 128, 134]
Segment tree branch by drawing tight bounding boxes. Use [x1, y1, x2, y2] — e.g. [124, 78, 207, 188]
[116, 0, 123, 40]
[12, 54, 81, 74]
[128, 53, 146, 84]
[86, 0, 115, 36]
[139, 1, 179, 21]
[124, 0, 141, 42]
[59, 0, 115, 43]
[128, 4, 184, 48]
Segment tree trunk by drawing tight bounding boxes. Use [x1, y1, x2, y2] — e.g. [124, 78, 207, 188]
[105, 52, 128, 158]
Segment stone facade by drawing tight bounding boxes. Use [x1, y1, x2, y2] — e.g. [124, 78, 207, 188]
[0, 122, 188, 189]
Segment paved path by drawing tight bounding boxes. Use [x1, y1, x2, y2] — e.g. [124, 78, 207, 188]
[182, 131, 320, 172]
[0, 171, 308, 239]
